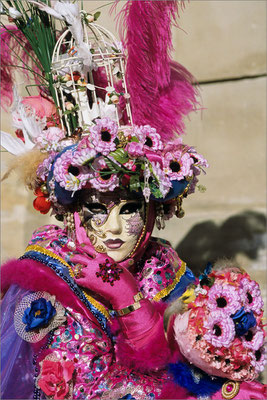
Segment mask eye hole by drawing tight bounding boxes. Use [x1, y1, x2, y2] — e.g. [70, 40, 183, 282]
[120, 201, 143, 215]
[84, 203, 108, 215]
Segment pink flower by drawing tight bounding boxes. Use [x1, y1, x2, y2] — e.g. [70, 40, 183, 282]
[134, 125, 163, 151]
[126, 141, 144, 157]
[53, 149, 90, 191]
[37, 153, 56, 181]
[37, 359, 75, 400]
[189, 149, 209, 171]
[89, 117, 118, 155]
[89, 158, 119, 192]
[22, 96, 58, 120]
[241, 326, 265, 351]
[207, 283, 241, 315]
[72, 146, 97, 166]
[251, 346, 266, 374]
[239, 277, 264, 315]
[163, 150, 193, 181]
[36, 127, 65, 151]
[203, 311, 236, 348]
[151, 161, 172, 197]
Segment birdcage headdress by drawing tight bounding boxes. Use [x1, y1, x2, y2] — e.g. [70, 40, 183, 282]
[1, 0, 207, 219]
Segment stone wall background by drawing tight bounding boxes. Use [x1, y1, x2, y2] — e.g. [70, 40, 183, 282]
[1, 0, 266, 377]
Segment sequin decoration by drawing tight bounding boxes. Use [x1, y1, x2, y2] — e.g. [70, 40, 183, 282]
[47, 308, 113, 399]
[135, 240, 185, 301]
[96, 260, 123, 286]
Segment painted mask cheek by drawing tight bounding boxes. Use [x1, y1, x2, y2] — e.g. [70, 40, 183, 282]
[125, 212, 144, 236]
[92, 213, 109, 227]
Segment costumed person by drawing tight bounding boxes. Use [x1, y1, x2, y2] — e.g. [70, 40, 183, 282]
[0, 1, 266, 399]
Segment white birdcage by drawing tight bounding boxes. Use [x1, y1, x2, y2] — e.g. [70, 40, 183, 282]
[51, 21, 132, 136]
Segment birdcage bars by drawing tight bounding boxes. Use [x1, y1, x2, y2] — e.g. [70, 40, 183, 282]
[51, 22, 132, 135]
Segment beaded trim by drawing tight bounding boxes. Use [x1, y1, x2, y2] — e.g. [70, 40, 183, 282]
[152, 260, 186, 302]
[25, 245, 109, 319]
[127, 203, 149, 259]
[21, 245, 110, 327]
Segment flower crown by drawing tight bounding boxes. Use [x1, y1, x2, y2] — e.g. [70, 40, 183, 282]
[34, 117, 207, 214]
[174, 263, 266, 381]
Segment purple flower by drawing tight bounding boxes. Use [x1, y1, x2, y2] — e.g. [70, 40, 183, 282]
[89, 117, 118, 155]
[203, 310, 236, 348]
[239, 277, 264, 315]
[207, 283, 241, 315]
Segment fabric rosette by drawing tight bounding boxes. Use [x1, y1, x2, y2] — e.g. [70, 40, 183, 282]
[14, 291, 66, 343]
[37, 355, 75, 400]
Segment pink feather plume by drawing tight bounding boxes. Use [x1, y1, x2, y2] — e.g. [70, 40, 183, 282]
[114, 0, 199, 142]
[0, 26, 38, 110]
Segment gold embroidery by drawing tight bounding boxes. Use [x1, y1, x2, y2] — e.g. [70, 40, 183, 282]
[152, 261, 186, 302]
[24, 245, 110, 320]
[221, 381, 240, 399]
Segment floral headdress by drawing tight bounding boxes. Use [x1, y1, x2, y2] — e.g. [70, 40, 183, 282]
[173, 262, 266, 381]
[1, 0, 207, 220]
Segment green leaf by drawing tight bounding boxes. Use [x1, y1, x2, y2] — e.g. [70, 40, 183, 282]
[111, 46, 120, 54]
[129, 176, 140, 192]
[104, 158, 118, 172]
[94, 11, 101, 20]
[109, 149, 129, 165]
[150, 183, 162, 199]
[130, 137, 139, 143]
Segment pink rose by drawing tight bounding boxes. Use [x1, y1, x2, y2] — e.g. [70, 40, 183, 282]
[22, 96, 59, 127]
[44, 127, 65, 142]
[38, 359, 75, 400]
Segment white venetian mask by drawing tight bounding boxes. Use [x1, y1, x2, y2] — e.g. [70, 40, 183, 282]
[81, 194, 145, 262]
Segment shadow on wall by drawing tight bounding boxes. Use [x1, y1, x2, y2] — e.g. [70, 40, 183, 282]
[175, 210, 266, 276]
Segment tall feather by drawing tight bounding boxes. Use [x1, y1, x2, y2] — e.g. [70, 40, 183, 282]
[115, 0, 199, 142]
[0, 26, 38, 110]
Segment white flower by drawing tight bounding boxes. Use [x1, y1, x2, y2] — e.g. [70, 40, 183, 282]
[8, 7, 22, 19]
[110, 95, 120, 104]
[65, 102, 75, 111]
[143, 187, 151, 203]
[86, 14, 94, 23]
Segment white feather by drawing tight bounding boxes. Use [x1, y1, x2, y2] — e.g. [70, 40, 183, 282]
[0, 131, 28, 155]
[29, 0, 92, 67]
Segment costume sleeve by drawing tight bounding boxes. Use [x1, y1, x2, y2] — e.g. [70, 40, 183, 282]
[114, 242, 194, 373]
[1, 285, 42, 400]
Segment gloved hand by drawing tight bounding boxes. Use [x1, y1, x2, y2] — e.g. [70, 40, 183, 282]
[71, 212, 160, 345]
